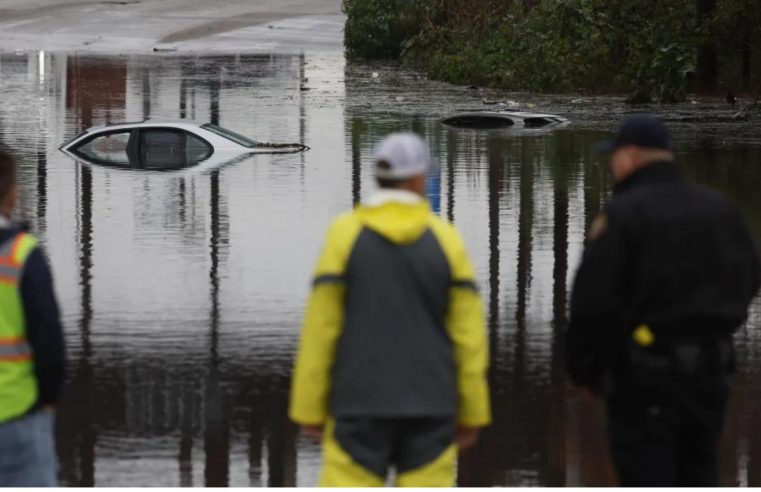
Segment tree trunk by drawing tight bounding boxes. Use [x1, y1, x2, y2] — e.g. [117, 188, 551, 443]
[742, 30, 752, 92]
[696, 0, 718, 93]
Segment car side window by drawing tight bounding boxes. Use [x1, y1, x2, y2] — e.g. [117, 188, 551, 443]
[140, 129, 211, 169]
[186, 133, 212, 163]
[141, 129, 184, 170]
[75, 131, 132, 164]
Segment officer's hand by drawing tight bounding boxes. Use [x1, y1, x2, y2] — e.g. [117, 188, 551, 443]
[300, 425, 323, 442]
[456, 426, 480, 451]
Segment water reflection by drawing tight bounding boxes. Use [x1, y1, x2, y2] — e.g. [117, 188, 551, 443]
[1, 50, 761, 486]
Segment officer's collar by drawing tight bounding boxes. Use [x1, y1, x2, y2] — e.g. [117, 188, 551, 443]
[364, 189, 423, 207]
[614, 161, 681, 194]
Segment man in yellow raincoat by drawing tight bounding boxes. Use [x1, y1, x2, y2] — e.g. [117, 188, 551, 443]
[290, 132, 491, 487]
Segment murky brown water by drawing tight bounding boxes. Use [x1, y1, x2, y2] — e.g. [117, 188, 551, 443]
[2, 51, 761, 486]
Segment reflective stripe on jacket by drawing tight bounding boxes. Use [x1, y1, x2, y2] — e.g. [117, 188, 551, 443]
[0, 232, 39, 423]
[290, 192, 491, 427]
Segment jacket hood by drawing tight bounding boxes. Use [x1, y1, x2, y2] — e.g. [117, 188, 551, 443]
[355, 190, 431, 244]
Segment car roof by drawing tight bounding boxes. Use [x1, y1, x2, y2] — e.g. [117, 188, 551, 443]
[85, 119, 209, 133]
[448, 111, 567, 119]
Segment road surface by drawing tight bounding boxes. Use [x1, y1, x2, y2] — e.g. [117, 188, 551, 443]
[0, 0, 344, 53]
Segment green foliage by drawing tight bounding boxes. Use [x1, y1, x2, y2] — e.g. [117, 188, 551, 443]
[343, 0, 760, 99]
[707, 0, 761, 88]
[405, 0, 698, 101]
[342, 0, 421, 60]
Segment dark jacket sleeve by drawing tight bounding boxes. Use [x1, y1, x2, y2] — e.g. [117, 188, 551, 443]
[567, 209, 631, 390]
[739, 215, 761, 302]
[20, 247, 66, 407]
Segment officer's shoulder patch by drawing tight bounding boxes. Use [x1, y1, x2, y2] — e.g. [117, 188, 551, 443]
[588, 213, 608, 241]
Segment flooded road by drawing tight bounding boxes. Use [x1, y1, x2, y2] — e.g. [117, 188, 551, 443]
[2, 51, 761, 486]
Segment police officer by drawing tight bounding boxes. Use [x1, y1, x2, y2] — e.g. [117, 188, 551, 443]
[0, 149, 66, 487]
[567, 115, 761, 486]
[290, 133, 491, 487]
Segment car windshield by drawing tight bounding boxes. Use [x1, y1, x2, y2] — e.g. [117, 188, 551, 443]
[201, 123, 258, 148]
[60, 129, 91, 149]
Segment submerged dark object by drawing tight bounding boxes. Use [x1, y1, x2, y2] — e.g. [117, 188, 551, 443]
[441, 111, 568, 129]
[726, 91, 737, 108]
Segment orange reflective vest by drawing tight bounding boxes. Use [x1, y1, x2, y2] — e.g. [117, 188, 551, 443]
[0, 232, 39, 423]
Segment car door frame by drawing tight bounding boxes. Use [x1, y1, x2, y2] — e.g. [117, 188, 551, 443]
[68, 126, 214, 169]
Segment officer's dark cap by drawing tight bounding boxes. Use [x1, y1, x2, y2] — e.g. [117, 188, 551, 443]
[596, 114, 673, 154]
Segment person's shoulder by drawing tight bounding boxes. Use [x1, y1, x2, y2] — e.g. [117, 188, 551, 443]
[328, 210, 362, 231]
[686, 182, 733, 205]
[323, 210, 364, 248]
[428, 215, 466, 249]
[16, 231, 40, 259]
[688, 183, 749, 224]
[0, 228, 40, 264]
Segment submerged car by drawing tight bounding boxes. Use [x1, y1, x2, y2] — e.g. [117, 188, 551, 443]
[441, 111, 569, 129]
[59, 120, 308, 172]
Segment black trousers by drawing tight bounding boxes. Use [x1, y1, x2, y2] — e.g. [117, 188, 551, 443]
[606, 349, 729, 487]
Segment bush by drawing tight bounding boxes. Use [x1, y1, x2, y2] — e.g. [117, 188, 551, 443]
[342, 0, 421, 59]
[344, 0, 758, 101]
[405, 0, 698, 101]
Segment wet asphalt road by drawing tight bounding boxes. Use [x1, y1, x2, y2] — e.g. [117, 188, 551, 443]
[0, 0, 344, 53]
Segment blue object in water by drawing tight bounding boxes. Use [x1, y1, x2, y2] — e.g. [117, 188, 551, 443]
[427, 171, 441, 215]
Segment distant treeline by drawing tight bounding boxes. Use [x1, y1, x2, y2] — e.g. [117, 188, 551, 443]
[343, 0, 761, 102]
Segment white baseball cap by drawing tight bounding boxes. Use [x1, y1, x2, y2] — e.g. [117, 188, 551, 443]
[374, 132, 432, 180]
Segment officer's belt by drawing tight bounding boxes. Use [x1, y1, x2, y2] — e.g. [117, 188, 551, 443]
[628, 337, 734, 377]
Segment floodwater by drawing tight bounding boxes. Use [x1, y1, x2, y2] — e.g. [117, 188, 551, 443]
[2, 51, 761, 486]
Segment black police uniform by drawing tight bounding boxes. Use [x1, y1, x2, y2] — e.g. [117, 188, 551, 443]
[567, 161, 761, 486]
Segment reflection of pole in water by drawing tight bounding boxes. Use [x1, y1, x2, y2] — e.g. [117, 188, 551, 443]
[209, 171, 221, 360]
[209, 75, 220, 126]
[179, 80, 187, 119]
[299, 52, 306, 173]
[204, 169, 230, 487]
[177, 178, 187, 227]
[515, 140, 534, 384]
[142, 69, 151, 121]
[459, 137, 502, 487]
[552, 182, 568, 331]
[351, 119, 361, 206]
[266, 389, 297, 487]
[547, 160, 569, 486]
[516, 142, 533, 327]
[179, 62, 189, 120]
[446, 131, 456, 222]
[36, 137, 47, 236]
[486, 138, 500, 360]
[77, 163, 96, 486]
[248, 405, 264, 486]
[78, 165, 93, 377]
[203, 366, 229, 487]
[178, 384, 194, 487]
